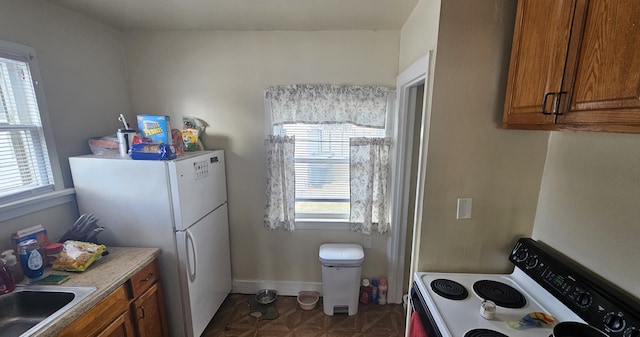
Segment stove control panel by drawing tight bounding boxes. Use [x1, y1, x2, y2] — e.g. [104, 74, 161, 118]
[510, 238, 640, 337]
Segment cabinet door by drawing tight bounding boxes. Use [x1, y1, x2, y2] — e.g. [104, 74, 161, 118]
[132, 282, 169, 337]
[559, 0, 640, 130]
[57, 285, 129, 337]
[95, 311, 135, 337]
[503, 0, 576, 127]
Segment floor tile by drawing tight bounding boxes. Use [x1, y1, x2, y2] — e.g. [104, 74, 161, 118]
[202, 294, 406, 337]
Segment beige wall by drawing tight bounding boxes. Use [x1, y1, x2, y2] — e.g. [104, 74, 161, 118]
[0, 0, 131, 250]
[533, 132, 640, 299]
[399, 0, 441, 73]
[122, 30, 400, 284]
[412, 0, 550, 273]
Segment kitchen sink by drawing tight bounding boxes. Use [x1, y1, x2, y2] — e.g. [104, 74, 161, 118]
[0, 285, 96, 337]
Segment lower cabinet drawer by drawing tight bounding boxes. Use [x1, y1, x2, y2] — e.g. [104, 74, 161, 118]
[56, 285, 128, 337]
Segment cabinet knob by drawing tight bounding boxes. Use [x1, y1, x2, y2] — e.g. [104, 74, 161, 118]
[138, 305, 146, 319]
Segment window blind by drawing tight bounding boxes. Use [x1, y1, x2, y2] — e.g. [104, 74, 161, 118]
[0, 52, 54, 202]
[276, 123, 385, 212]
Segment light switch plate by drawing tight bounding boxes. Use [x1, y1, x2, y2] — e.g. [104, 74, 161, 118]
[457, 198, 472, 219]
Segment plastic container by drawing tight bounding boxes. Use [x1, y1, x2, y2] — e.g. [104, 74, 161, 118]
[360, 278, 371, 304]
[45, 243, 64, 267]
[379, 277, 388, 305]
[19, 239, 44, 282]
[370, 279, 379, 304]
[1, 249, 24, 283]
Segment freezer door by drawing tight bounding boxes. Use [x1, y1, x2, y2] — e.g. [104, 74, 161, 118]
[175, 204, 231, 337]
[169, 150, 228, 231]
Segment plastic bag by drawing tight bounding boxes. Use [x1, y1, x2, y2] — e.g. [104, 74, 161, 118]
[129, 142, 177, 160]
[52, 240, 106, 272]
[508, 312, 556, 329]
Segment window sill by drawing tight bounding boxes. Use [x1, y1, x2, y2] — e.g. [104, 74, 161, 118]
[295, 218, 349, 230]
[0, 188, 76, 222]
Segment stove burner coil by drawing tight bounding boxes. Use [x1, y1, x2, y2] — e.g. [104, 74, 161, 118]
[473, 280, 526, 309]
[464, 328, 509, 337]
[430, 279, 469, 300]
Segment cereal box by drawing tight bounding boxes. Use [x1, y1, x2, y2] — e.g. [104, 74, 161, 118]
[137, 115, 173, 144]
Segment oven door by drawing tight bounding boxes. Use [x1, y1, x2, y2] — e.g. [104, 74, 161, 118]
[411, 282, 443, 337]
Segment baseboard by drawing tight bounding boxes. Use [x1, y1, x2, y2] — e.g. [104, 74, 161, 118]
[232, 279, 324, 297]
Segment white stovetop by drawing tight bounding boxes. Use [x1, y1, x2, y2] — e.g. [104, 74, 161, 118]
[414, 270, 584, 337]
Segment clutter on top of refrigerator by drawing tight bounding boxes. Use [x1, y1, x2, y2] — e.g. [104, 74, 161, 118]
[183, 116, 207, 151]
[137, 114, 173, 145]
[130, 142, 177, 160]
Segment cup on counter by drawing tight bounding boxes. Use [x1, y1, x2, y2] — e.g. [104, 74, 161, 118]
[117, 129, 137, 157]
[480, 300, 496, 319]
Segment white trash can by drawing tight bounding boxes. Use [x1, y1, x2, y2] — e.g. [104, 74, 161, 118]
[319, 243, 365, 316]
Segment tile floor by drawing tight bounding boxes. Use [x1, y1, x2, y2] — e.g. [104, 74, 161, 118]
[202, 293, 407, 337]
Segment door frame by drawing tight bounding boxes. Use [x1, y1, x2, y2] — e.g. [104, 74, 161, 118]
[387, 54, 429, 304]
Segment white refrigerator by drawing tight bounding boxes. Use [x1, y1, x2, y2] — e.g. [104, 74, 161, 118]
[69, 150, 231, 337]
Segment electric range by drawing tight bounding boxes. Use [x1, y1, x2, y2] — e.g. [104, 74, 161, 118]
[411, 238, 640, 337]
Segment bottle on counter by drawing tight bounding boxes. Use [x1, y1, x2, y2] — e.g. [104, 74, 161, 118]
[0, 259, 16, 294]
[1, 249, 24, 283]
[371, 278, 379, 304]
[378, 277, 388, 305]
[18, 239, 44, 282]
[360, 278, 371, 304]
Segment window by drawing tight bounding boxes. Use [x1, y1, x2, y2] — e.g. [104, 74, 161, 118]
[264, 84, 394, 232]
[0, 40, 60, 206]
[274, 123, 386, 220]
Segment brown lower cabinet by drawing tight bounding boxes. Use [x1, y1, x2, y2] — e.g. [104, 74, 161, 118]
[57, 259, 168, 337]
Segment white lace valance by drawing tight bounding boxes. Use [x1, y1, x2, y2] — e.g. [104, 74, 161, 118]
[266, 84, 391, 128]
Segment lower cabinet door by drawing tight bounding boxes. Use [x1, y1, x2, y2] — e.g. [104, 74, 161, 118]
[132, 282, 169, 337]
[95, 311, 135, 337]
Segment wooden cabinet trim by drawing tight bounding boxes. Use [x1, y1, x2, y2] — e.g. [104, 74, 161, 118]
[129, 259, 160, 300]
[503, 0, 640, 133]
[95, 311, 135, 337]
[56, 285, 128, 337]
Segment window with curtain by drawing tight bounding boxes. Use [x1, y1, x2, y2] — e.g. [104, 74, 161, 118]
[264, 84, 393, 233]
[0, 41, 56, 205]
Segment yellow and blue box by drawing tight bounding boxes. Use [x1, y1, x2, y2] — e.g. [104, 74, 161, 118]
[137, 114, 173, 144]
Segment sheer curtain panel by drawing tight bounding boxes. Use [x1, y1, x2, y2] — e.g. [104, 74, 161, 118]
[349, 137, 392, 234]
[264, 135, 296, 231]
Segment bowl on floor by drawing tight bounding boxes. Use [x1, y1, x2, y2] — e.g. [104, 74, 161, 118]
[297, 291, 319, 310]
[255, 289, 277, 305]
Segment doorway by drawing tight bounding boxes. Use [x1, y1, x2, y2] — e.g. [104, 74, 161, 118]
[387, 54, 429, 304]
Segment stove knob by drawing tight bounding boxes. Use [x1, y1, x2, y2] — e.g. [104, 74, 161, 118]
[574, 291, 592, 307]
[624, 327, 639, 337]
[515, 249, 528, 262]
[604, 312, 626, 332]
[525, 256, 539, 269]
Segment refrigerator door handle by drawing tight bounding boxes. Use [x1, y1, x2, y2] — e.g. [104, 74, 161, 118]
[185, 229, 197, 282]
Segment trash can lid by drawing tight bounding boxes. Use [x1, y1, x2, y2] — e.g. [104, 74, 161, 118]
[319, 243, 364, 265]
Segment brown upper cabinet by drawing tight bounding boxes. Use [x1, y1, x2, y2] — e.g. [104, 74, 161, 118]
[503, 0, 640, 133]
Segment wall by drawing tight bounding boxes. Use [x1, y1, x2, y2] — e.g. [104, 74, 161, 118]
[122, 30, 399, 290]
[399, 0, 441, 73]
[533, 132, 640, 299]
[0, 0, 131, 250]
[411, 0, 551, 273]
